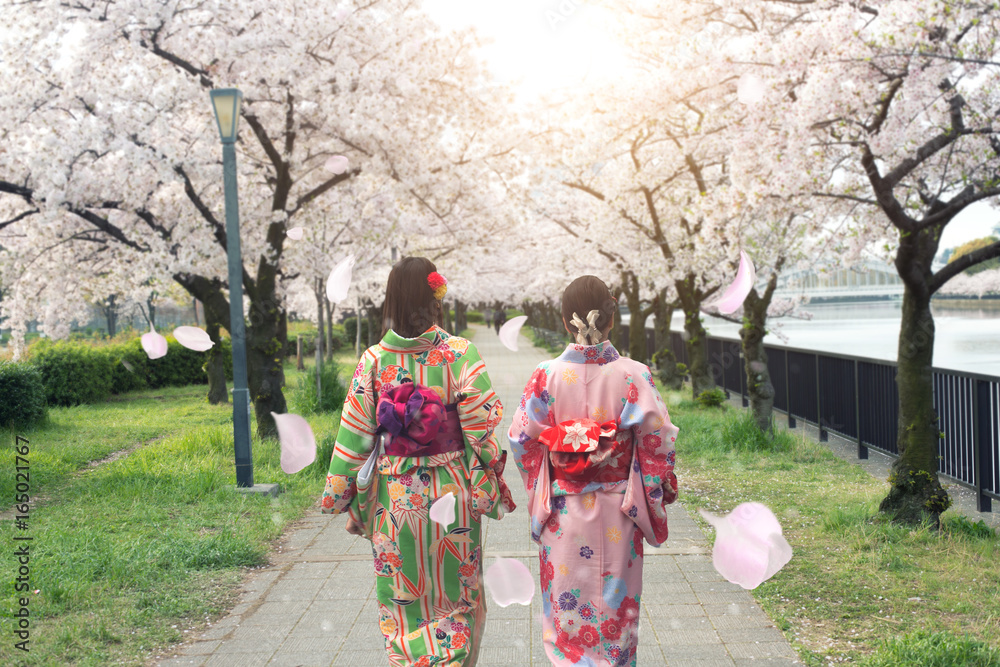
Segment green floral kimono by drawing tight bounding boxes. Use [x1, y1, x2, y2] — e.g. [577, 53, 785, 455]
[321, 325, 514, 667]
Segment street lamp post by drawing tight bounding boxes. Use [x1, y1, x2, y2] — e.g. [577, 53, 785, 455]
[210, 88, 254, 488]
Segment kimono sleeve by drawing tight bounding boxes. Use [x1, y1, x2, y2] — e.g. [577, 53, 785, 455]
[453, 340, 515, 520]
[320, 348, 378, 521]
[620, 367, 679, 547]
[507, 363, 553, 542]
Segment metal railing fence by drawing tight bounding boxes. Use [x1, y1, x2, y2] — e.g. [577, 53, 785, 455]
[623, 327, 999, 512]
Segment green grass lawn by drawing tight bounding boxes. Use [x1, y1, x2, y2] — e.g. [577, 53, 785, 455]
[663, 387, 1000, 666]
[2, 347, 997, 665]
[0, 356, 347, 666]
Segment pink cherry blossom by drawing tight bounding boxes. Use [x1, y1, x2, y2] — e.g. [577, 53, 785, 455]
[272, 412, 317, 474]
[429, 492, 456, 529]
[699, 503, 792, 590]
[173, 326, 214, 352]
[484, 557, 535, 607]
[498, 315, 528, 352]
[140, 326, 168, 360]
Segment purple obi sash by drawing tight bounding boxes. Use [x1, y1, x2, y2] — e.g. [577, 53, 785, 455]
[376, 382, 465, 457]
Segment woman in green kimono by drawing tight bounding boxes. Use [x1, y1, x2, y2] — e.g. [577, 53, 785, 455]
[321, 256, 515, 667]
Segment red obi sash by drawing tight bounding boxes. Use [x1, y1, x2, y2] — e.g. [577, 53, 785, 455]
[539, 418, 632, 483]
[376, 383, 465, 457]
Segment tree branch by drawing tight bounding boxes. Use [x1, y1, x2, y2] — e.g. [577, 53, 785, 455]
[930, 240, 1000, 293]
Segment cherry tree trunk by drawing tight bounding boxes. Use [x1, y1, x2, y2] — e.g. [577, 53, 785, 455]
[455, 300, 468, 334]
[654, 293, 682, 390]
[367, 300, 379, 346]
[442, 299, 454, 333]
[738, 289, 774, 434]
[104, 294, 118, 338]
[246, 296, 288, 440]
[174, 274, 231, 406]
[147, 295, 157, 329]
[278, 309, 288, 365]
[879, 282, 950, 525]
[205, 316, 229, 406]
[609, 289, 624, 351]
[325, 298, 334, 361]
[315, 284, 326, 362]
[622, 282, 650, 363]
[677, 278, 713, 398]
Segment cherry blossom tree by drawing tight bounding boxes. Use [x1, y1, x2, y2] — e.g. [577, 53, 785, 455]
[712, 0, 1000, 523]
[937, 266, 1000, 298]
[0, 0, 518, 437]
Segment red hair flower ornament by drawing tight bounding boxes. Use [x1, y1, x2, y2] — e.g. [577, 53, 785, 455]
[427, 272, 448, 300]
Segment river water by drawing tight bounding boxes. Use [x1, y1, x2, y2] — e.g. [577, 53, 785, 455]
[667, 301, 1000, 377]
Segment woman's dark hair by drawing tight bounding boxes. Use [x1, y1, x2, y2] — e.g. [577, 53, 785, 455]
[561, 275, 616, 336]
[381, 256, 443, 338]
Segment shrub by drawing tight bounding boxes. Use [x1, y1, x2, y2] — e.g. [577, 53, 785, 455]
[286, 328, 346, 358]
[329, 327, 346, 351]
[859, 629, 1000, 667]
[719, 410, 792, 453]
[941, 514, 996, 540]
[0, 361, 47, 429]
[106, 339, 150, 394]
[467, 311, 484, 324]
[309, 431, 338, 480]
[288, 361, 347, 415]
[695, 387, 726, 409]
[146, 337, 209, 389]
[29, 340, 115, 406]
[676, 363, 688, 376]
[343, 317, 369, 346]
[287, 332, 318, 358]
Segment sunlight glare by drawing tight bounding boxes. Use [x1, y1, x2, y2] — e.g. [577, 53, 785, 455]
[422, 0, 631, 101]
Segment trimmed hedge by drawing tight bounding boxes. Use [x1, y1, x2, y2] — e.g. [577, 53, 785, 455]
[106, 339, 152, 394]
[29, 340, 115, 406]
[285, 327, 347, 357]
[0, 361, 47, 429]
[467, 311, 484, 324]
[25, 335, 234, 406]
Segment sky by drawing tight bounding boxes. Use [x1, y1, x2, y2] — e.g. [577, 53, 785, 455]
[420, 0, 999, 251]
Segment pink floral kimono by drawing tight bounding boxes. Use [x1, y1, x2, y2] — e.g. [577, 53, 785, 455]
[508, 340, 678, 667]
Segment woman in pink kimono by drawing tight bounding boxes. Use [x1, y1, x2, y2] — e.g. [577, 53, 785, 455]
[508, 276, 678, 667]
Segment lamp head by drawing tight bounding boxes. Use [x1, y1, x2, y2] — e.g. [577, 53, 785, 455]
[210, 88, 243, 143]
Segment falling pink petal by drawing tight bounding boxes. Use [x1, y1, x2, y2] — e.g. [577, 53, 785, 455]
[429, 492, 456, 529]
[709, 250, 756, 314]
[324, 155, 350, 175]
[484, 557, 535, 607]
[699, 503, 792, 590]
[326, 254, 356, 304]
[141, 326, 168, 360]
[173, 326, 215, 351]
[121, 359, 135, 373]
[286, 227, 304, 240]
[737, 73, 766, 105]
[498, 315, 528, 352]
[272, 412, 317, 474]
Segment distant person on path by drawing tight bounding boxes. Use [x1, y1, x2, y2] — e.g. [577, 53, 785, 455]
[508, 275, 678, 667]
[493, 307, 506, 334]
[321, 256, 515, 666]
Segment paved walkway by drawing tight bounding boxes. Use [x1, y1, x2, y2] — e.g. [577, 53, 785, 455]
[158, 325, 801, 667]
